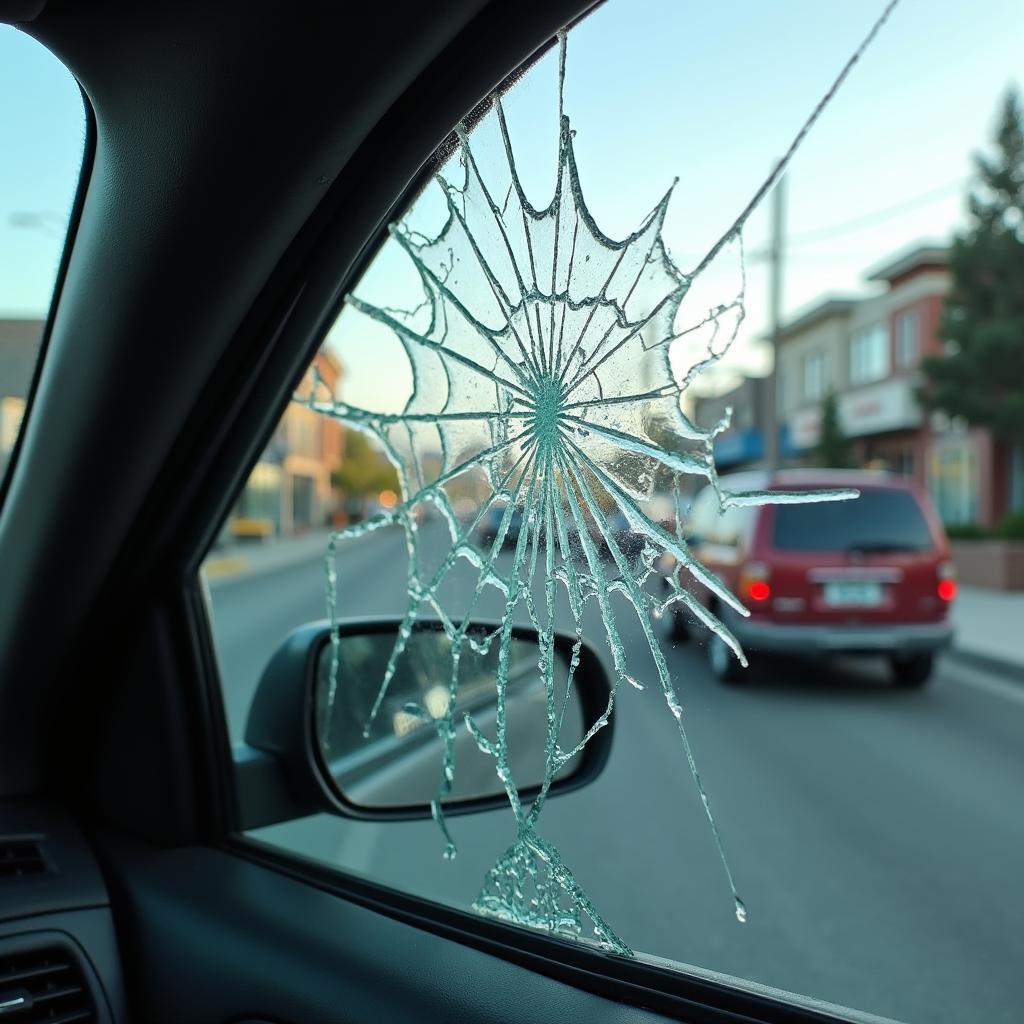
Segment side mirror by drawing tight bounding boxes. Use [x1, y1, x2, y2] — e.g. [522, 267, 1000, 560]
[234, 618, 614, 830]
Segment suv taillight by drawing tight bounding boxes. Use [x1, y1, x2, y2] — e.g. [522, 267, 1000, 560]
[937, 562, 957, 602]
[740, 562, 771, 602]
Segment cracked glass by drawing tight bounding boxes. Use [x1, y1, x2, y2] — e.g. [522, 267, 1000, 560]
[202, 1, 1024, 1020]
[293, 17, 889, 949]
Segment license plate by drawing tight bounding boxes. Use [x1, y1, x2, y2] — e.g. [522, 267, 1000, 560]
[823, 581, 883, 607]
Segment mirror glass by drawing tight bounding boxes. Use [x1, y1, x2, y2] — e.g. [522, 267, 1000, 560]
[314, 625, 585, 808]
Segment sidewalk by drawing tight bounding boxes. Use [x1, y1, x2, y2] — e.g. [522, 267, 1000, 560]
[949, 585, 1024, 680]
[203, 528, 335, 586]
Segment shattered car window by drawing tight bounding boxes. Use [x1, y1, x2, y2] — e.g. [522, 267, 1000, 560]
[296, 15, 897, 949]
[205, 0, 1024, 1020]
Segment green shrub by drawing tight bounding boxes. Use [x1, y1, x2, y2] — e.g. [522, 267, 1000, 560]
[996, 510, 1024, 541]
[945, 522, 992, 540]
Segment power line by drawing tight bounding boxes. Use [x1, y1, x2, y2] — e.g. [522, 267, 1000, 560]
[669, 178, 967, 265]
[787, 178, 966, 246]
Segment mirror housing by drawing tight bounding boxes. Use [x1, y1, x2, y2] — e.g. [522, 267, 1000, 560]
[234, 618, 615, 831]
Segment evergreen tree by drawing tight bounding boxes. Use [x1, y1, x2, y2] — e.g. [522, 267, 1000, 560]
[920, 89, 1024, 444]
[815, 392, 851, 468]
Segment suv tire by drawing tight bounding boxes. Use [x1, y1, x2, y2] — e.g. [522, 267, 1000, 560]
[890, 653, 934, 687]
[708, 630, 743, 683]
[668, 609, 690, 643]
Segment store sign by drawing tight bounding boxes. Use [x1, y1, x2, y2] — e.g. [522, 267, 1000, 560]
[786, 378, 922, 450]
[839, 377, 922, 437]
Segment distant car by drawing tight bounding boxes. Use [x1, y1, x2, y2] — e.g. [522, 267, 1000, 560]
[476, 505, 523, 550]
[601, 510, 637, 560]
[503, 507, 525, 550]
[663, 470, 955, 686]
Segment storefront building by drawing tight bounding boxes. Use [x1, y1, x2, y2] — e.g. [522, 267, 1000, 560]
[229, 349, 345, 538]
[776, 245, 1021, 527]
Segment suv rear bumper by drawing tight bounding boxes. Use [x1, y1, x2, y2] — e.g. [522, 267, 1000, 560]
[731, 617, 954, 655]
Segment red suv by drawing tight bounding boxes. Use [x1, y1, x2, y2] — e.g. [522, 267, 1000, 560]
[665, 470, 956, 686]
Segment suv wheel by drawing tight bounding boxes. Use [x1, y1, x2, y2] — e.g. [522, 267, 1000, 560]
[890, 653, 934, 688]
[668, 609, 690, 643]
[707, 630, 743, 683]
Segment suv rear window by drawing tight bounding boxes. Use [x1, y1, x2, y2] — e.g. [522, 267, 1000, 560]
[771, 487, 934, 553]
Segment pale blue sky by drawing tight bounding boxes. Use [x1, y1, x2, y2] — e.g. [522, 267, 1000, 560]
[3, 0, 1023, 402]
[0, 25, 85, 321]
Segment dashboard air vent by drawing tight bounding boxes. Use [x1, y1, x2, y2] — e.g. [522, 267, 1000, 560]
[0, 946, 95, 1022]
[0, 839, 46, 879]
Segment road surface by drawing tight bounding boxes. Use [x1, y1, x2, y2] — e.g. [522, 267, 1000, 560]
[205, 525, 1024, 1024]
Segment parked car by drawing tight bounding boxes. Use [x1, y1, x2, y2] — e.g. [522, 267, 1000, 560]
[476, 505, 523, 550]
[662, 470, 955, 686]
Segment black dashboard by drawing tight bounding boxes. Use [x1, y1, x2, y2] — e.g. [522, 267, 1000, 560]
[0, 802, 127, 1023]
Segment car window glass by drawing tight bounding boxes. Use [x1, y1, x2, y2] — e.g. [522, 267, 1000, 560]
[0, 27, 86, 485]
[772, 487, 934, 552]
[203, 2, 1024, 1021]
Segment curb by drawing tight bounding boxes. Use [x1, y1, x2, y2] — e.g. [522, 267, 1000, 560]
[203, 525, 399, 590]
[944, 647, 1024, 684]
[204, 545, 327, 589]
[203, 556, 250, 579]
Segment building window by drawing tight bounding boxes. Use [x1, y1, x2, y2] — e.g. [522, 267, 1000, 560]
[237, 462, 283, 533]
[894, 310, 919, 369]
[1011, 445, 1024, 512]
[289, 409, 321, 457]
[802, 350, 827, 402]
[849, 324, 890, 385]
[928, 441, 978, 526]
[894, 446, 915, 478]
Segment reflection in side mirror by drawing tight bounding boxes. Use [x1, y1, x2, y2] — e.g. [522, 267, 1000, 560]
[315, 625, 584, 810]
[239, 617, 614, 829]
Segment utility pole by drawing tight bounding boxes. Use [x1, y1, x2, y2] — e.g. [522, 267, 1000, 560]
[763, 173, 786, 471]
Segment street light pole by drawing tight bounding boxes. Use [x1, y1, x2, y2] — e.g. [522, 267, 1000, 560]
[763, 173, 786, 471]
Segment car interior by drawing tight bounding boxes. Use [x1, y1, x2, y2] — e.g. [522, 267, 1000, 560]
[0, 2, 938, 1022]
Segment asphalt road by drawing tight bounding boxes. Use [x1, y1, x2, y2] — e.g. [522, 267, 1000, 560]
[206, 524, 1024, 1024]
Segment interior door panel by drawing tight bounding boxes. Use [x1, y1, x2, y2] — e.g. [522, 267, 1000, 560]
[101, 842, 674, 1024]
